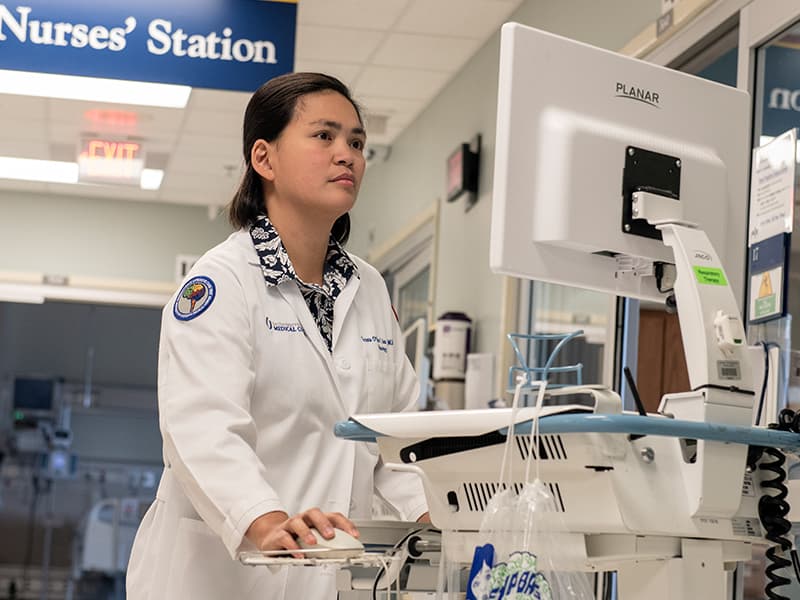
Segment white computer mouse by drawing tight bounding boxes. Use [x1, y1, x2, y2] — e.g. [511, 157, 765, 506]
[298, 527, 364, 559]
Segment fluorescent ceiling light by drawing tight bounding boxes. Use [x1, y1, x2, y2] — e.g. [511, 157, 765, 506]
[0, 157, 164, 190]
[140, 169, 165, 190]
[0, 157, 78, 184]
[0, 69, 191, 108]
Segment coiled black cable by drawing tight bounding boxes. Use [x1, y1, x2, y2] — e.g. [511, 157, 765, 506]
[757, 408, 800, 599]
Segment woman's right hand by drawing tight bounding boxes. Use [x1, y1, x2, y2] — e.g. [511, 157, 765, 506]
[245, 508, 360, 558]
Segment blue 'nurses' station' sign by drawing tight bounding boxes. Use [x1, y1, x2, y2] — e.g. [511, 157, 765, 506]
[762, 43, 800, 137]
[0, 0, 297, 92]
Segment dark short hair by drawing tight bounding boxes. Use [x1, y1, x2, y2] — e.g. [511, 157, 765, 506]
[228, 72, 363, 244]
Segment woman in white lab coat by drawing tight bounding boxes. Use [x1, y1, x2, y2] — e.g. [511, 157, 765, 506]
[126, 73, 429, 600]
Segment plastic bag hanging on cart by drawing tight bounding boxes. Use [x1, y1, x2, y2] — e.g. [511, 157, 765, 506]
[467, 374, 593, 600]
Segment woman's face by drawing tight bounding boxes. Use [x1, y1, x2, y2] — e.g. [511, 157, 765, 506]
[258, 90, 366, 222]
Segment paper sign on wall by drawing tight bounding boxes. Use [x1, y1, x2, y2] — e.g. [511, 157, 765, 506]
[747, 129, 796, 324]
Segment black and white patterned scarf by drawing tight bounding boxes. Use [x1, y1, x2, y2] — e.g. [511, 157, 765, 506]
[250, 215, 358, 352]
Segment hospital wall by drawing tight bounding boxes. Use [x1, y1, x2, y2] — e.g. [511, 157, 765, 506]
[350, 0, 660, 356]
[0, 190, 231, 283]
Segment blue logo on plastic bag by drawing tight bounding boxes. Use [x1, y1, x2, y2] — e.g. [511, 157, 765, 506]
[468, 548, 551, 600]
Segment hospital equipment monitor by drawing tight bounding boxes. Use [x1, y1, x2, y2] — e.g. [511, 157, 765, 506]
[489, 23, 750, 305]
[12, 376, 57, 419]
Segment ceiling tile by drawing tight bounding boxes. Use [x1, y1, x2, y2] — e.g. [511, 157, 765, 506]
[292, 61, 363, 89]
[168, 154, 243, 178]
[182, 109, 244, 137]
[46, 122, 182, 147]
[298, 0, 411, 30]
[382, 112, 418, 131]
[174, 134, 241, 159]
[138, 141, 176, 158]
[48, 98, 182, 124]
[0, 118, 47, 140]
[355, 67, 452, 101]
[356, 95, 425, 116]
[47, 99, 184, 142]
[49, 143, 77, 162]
[356, 95, 425, 140]
[296, 26, 386, 63]
[47, 122, 85, 144]
[187, 89, 250, 115]
[397, 0, 520, 38]
[0, 141, 49, 159]
[0, 94, 47, 120]
[372, 33, 482, 71]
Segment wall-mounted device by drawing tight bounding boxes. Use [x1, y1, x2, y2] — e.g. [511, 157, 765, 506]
[12, 376, 59, 426]
[446, 134, 481, 210]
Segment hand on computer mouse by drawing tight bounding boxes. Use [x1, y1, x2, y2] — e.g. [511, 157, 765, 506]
[245, 507, 360, 558]
[298, 527, 364, 558]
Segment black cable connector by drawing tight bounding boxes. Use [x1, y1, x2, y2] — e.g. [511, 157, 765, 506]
[654, 261, 674, 294]
[623, 366, 647, 417]
[623, 366, 647, 442]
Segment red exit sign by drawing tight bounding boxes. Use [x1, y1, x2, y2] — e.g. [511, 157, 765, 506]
[84, 139, 141, 161]
[78, 138, 145, 185]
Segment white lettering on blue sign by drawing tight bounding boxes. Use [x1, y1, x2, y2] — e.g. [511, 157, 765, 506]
[147, 19, 276, 63]
[0, 5, 135, 50]
[769, 88, 800, 112]
[0, 4, 278, 64]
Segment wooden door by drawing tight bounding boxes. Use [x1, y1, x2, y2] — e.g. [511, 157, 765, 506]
[636, 309, 690, 412]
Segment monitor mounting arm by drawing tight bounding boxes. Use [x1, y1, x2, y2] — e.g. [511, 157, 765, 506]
[629, 186, 753, 407]
[657, 222, 752, 403]
[636, 203, 754, 518]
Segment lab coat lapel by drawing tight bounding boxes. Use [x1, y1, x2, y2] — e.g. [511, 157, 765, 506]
[276, 282, 334, 371]
[275, 282, 351, 414]
[332, 275, 360, 352]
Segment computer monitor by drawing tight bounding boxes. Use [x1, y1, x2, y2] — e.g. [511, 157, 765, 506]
[489, 23, 750, 305]
[12, 376, 57, 420]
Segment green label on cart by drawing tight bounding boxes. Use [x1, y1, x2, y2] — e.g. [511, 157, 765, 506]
[693, 266, 727, 286]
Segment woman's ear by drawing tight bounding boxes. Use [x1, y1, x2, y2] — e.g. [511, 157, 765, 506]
[251, 139, 274, 182]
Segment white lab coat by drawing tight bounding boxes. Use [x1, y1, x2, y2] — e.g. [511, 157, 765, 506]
[126, 230, 428, 600]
